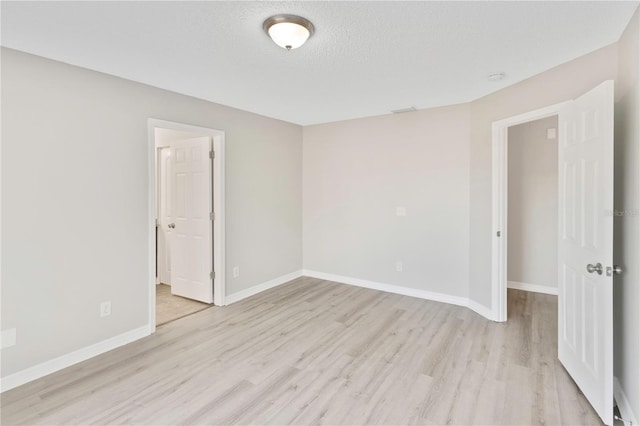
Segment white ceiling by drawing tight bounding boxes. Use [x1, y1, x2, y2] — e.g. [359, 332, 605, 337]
[2, 1, 638, 125]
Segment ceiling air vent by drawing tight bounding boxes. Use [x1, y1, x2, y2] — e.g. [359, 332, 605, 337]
[391, 106, 417, 114]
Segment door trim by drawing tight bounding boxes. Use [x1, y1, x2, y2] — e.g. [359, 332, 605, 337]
[490, 101, 569, 322]
[156, 146, 171, 286]
[147, 119, 226, 334]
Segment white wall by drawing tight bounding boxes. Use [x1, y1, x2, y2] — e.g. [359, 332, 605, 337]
[155, 128, 203, 147]
[614, 5, 640, 421]
[1, 48, 303, 378]
[303, 104, 470, 297]
[468, 43, 619, 309]
[507, 116, 558, 290]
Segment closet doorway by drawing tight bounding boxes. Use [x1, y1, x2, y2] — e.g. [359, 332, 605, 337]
[506, 115, 559, 297]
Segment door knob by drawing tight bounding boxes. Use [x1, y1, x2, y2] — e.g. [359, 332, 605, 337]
[586, 263, 603, 275]
[168, 223, 175, 229]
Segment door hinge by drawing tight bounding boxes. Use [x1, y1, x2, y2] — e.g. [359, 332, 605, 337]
[210, 271, 215, 280]
[210, 212, 215, 221]
[209, 151, 215, 159]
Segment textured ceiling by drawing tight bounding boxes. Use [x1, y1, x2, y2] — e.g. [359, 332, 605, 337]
[2, 1, 638, 125]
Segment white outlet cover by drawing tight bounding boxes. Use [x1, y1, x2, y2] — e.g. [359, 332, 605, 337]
[395, 261, 403, 272]
[396, 207, 406, 217]
[547, 127, 557, 140]
[1, 328, 17, 349]
[233, 266, 240, 278]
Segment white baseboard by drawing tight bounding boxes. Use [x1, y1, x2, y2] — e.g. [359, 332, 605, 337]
[302, 270, 493, 321]
[614, 376, 638, 426]
[0, 325, 149, 393]
[224, 270, 303, 305]
[467, 299, 494, 319]
[302, 270, 469, 306]
[508, 280, 558, 295]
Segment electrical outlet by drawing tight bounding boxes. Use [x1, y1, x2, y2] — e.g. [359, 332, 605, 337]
[1, 328, 16, 349]
[396, 207, 406, 217]
[547, 128, 557, 140]
[395, 261, 403, 272]
[233, 266, 240, 278]
[100, 301, 111, 318]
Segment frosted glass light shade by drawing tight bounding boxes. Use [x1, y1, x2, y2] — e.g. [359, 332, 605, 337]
[263, 15, 315, 50]
[269, 22, 310, 50]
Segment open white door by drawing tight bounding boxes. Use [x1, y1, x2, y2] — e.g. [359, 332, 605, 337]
[170, 137, 214, 304]
[558, 80, 613, 425]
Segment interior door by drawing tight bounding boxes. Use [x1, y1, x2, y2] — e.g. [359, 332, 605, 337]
[157, 148, 173, 285]
[558, 80, 614, 426]
[170, 137, 214, 304]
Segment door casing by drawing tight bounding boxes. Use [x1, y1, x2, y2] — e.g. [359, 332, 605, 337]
[157, 147, 172, 286]
[491, 101, 569, 322]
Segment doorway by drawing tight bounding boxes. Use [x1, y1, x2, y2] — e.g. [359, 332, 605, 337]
[491, 102, 568, 322]
[147, 119, 226, 332]
[506, 115, 559, 299]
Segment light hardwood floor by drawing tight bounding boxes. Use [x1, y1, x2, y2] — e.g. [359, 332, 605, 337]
[156, 283, 211, 326]
[1, 277, 602, 425]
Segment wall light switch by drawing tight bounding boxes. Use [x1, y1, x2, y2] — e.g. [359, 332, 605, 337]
[1, 328, 16, 349]
[395, 261, 403, 272]
[100, 301, 112, 318]
[547, 128, 557, 140]
[396, 207, 406, 217]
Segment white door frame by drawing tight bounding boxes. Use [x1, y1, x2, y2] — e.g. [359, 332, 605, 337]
[156, 146, 171, 286]
[147, 118, 226, 333]
[491, 101, 569, 322]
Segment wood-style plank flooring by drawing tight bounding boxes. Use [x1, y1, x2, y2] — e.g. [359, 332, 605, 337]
[156, 283, 211, 326]
[1, 277, 602, 425]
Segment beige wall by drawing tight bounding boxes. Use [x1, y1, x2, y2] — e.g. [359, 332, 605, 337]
[507, 116, 558, 290]
[614, 6, 640, 420]
[1, 48, 303, 377]
[303, 44, 618, 310]
[303, 104, 470, 297]
[468, 43, 619, 308]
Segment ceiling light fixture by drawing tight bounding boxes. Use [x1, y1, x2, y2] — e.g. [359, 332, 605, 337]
[263, 14, 315, 50]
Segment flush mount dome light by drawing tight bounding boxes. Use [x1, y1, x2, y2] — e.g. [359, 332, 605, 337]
[263, 14, 314, 50]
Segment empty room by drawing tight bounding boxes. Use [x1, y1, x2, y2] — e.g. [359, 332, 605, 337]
[1, 1, 639, 425]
